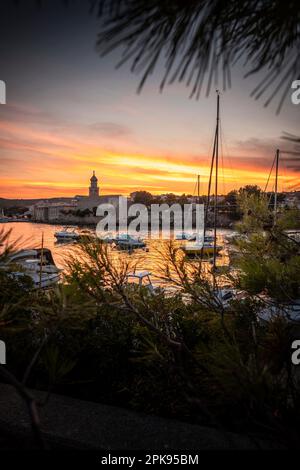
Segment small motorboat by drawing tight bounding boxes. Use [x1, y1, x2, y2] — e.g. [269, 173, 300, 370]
[176, 231, 215, 242]
[258, 298, 300, 324]
[203, 234, 215, 243]
[1, 248, 61, 289]
[182, 240, 222, 257]
[215, 288, 245, 308]
[114, 234, 146, 250]
[126, 271, 158, 293]
[96, 232, 115, 243]
[0, 209, 10, 223]
[54, 226, 80, 241]
[176, 232, 196, 241]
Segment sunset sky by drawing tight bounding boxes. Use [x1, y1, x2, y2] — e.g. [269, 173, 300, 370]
[0, 0, 299, 199]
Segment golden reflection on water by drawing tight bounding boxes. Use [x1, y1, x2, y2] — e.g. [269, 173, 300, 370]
[1, 222, 232, 285]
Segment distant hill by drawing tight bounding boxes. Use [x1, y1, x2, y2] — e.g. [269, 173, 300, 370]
[0, 197, 75, 208]
[0, 190, 299, 209]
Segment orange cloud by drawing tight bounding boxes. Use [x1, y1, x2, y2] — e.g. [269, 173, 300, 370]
[0, 109, 298, 198]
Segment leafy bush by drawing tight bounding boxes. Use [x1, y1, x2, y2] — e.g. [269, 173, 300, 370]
[0, 198, 300, 445]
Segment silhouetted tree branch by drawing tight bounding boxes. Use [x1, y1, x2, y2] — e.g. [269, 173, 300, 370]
[9, 0, 300, 111]
[94, 0, 300, 112]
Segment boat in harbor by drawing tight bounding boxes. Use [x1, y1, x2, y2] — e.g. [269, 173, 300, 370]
[97, 232, 116, 243]
[258, 298, 300, 324]
[126, 271, 156, 292]
[176, 232, 215, 242]
[54, 226, 80, 241]
[1, 248, 61, 289]
[114, 234, 146, 250]
[183, 239, 222, 257]
[183, 92, 223, 264]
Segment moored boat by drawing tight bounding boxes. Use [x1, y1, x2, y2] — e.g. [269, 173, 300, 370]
[54, 226, 80, 241]
[176, 232, 196, 241]
[258, 298, 300, 324]
[182, 240, 222, 257]
[114, 234, 146, 249]
[126, 271, 156, 291]
[176, 232, 215, 242]
[1, 248, 61, 289]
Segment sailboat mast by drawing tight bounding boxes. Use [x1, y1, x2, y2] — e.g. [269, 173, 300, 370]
[213, 91, 220, 269]
[39, 232, 44, 289]
[204, 132, 217, 229]
[197, 174, 200, 204]
[274, 148, 279, 225]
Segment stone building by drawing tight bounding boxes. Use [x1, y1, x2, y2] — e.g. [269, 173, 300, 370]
[33, 172, 122, 222]
[34, 201, 78, 222]
[76, 171, 102, 210]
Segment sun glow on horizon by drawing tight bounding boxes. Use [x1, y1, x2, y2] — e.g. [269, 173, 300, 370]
[0, 104, 298, 199]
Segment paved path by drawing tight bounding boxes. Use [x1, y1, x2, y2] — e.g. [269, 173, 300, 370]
[0, 383, 276, 450]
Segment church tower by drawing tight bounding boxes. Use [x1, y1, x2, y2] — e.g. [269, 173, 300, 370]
[89, 170, 99, 198]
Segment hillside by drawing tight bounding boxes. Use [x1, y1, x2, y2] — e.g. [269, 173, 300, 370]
[0, 198, 75, 209]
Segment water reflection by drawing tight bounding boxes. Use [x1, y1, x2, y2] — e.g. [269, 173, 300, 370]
[1, 222, 231, 282]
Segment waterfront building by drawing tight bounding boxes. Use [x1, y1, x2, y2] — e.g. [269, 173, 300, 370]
[34, 201, 78, 222]
[33, 172, 122, 222]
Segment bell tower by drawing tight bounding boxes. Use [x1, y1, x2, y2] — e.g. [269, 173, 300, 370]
[89, 170, 99, 198]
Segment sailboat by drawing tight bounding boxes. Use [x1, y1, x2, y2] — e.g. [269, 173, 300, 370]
[267, 148, 281, 225]
[1, 247, 61, 289]
[257, 148, 300, 322]
[177, 175, 203, 241]
[183, 91, 223, 260]
[176, 175, 216, 242]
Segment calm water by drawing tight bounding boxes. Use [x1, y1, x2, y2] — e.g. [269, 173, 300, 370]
[1, 222, 233, 278]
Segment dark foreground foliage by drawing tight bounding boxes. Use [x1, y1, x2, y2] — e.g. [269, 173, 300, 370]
[0, 196, 300, 447]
